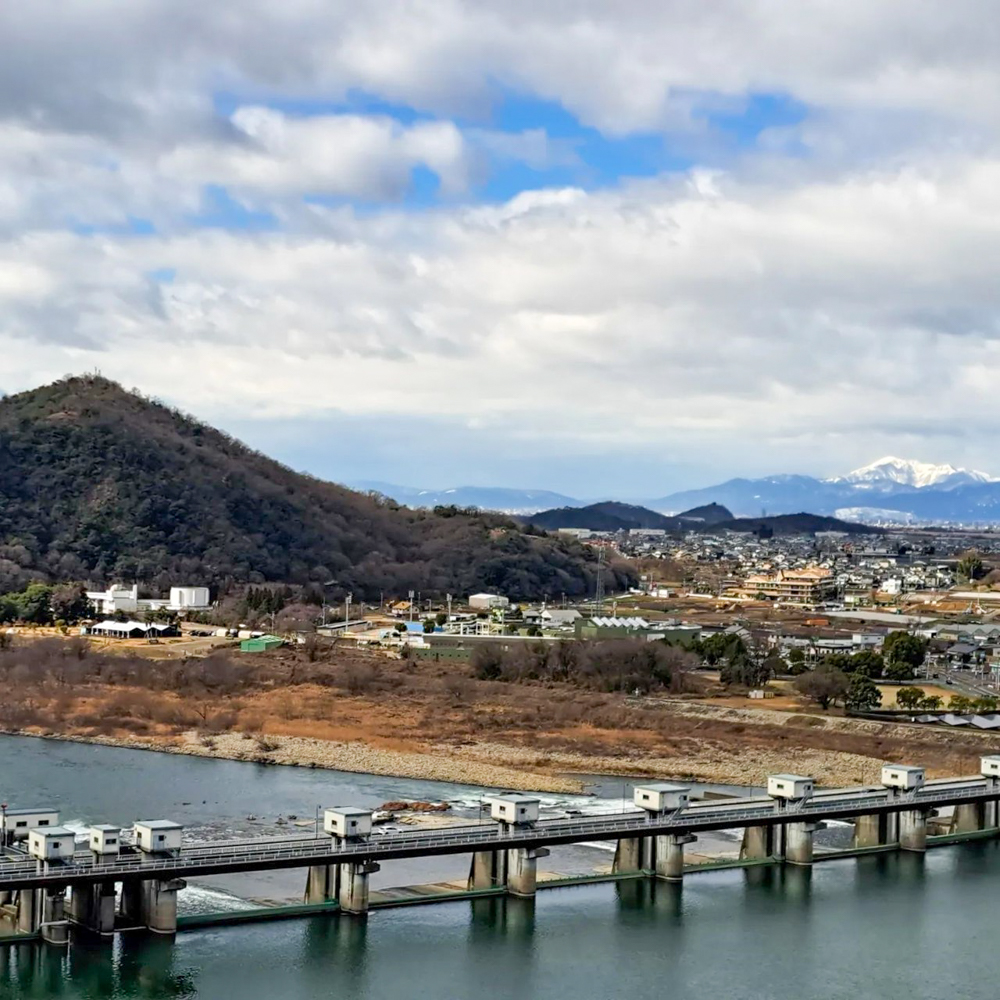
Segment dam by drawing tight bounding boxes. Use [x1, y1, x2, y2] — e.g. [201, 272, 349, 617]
[3, 756, 1000, 945]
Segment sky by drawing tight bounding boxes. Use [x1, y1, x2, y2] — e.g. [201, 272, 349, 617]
[4, 1, 1000, 496]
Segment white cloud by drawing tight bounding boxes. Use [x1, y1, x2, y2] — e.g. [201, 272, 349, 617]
[158, 107, 473, 201]
[5, 1, 1000, 138]
[4, 2, 1000, 484]
[4, 155, 1000, 478]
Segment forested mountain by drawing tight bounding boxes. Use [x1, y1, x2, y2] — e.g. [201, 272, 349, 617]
[525, 500, 873, 536]
[525, 501, 681, 531]
[713, 513, 877, 535]
[0, 377, 628, 600]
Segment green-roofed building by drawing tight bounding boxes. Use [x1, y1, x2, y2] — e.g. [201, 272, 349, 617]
[240, 634, 284, 652]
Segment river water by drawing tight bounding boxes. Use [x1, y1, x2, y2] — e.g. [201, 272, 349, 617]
[1, 735, 996, 998]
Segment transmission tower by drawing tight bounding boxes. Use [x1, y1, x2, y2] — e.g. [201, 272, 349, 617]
[595, 547, 606, 615]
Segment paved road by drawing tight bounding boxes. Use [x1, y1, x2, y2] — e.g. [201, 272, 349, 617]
[1, 776, 995, 891]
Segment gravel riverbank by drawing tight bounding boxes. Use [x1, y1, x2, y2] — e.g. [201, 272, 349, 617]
[1, 724, 898, 792]
[2, 729, 589, 794]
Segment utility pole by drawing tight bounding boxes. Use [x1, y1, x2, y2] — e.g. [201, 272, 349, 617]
[345, 594, 352, 624]
[446, 593, 452, 622]
[595, 548, 606, 615]
[408, 590, 415, 622]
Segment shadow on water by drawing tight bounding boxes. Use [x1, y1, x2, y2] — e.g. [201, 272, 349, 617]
[1, 934, 198, 999]
[469, 894, 536, 942]
[614, 876, 684, 924]
[740, 862, 813, 912]
[303, 913, 368, 980]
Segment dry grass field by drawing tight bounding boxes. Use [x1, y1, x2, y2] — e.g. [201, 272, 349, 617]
[1, 634, 997, 788]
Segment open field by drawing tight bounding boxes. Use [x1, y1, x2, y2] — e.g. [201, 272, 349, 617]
[2, 635, 999, 791]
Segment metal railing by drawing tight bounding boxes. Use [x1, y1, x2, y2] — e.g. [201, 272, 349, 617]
[0, 775, 995, 889]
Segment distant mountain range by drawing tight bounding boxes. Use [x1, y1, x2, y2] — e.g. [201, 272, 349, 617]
[350, 481, 579, 515]
[355, 457, 1000, 525]
[648, 457, 1000, 524]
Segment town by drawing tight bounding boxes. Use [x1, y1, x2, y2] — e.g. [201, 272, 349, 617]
[5, 521, 1000, 726]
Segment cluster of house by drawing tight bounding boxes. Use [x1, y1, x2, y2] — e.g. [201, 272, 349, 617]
[585, 523, 982, 607]
[916, 621, 1000, 672]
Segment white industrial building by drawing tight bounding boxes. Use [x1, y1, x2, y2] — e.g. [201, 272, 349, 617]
[89, 825, 122, 856]
[882, 765, 925, 790]
[324, 807, 373, 839]
[28, 827, 76, 862]
[134, 820, 183, 854]
[767, 774, 814, 800]
[86, 584, 210, 615]
[168, 586, 211, 610]
[487, 795, 539, 825]
[1, 808, 58, 844]
[468, 593, 510, 610]
[86, 584, 141, 615]
[634, 783, 689, 813]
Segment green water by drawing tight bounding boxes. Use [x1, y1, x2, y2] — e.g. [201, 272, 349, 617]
[1, 736, 997, 998]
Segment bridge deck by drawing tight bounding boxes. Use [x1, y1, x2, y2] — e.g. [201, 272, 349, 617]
[0, 776, 994, 890]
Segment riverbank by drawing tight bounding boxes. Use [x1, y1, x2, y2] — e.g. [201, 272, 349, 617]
[0, 728, 589, 794]
[0, 724, 892, 791]
[5, 637, 1000, 792]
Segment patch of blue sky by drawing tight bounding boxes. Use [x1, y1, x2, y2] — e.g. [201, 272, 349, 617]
[71, 216, 156, 236]
[695, 91, 809, 155]
[210, 85, 808, 209]
[187, 185, 278, 230]
[146, 268, 176, 284]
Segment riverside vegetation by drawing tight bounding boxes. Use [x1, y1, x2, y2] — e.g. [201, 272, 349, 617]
[2, 634, 998, 790]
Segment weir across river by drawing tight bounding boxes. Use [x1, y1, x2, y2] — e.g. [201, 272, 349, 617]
[4, 757, 1000, 945]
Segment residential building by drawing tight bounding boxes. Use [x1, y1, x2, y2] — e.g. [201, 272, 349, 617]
[740, 567, 837, 604]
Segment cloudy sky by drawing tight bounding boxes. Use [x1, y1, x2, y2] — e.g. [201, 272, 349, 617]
[4, 1, 1000, 496]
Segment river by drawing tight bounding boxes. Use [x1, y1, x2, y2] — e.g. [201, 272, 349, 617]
[1, 734, 996, 998]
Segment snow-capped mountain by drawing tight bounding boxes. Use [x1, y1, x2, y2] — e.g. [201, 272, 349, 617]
[347, 481, 581, 515]
[831, 456, 997, 491]
[354, 457, 1000, 526]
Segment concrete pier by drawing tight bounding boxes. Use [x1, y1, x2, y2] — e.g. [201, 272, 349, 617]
[144, 878, 187, 935]
[506, 847, 549, 897]
[952, 802, 985, 834]
[898, 809, 928, 852]
[785, 823, 817, 866]
[16, 889, 37, 935]
[984, 799, 999, 830]
[39, 889, 69, 946]
[469, 850, 504, 890]
[654, 833, 696, 881]
[740, 825, 774, 860]
[613, 837, 645, 874]
[339, 862, 380, 914]
[305, 864, 339, 904]
[119, 880, 144, 927]
[853, 813, 887, 848]
[69, 881, 117, 935]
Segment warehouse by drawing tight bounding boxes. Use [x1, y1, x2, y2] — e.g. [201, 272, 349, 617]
[240, 634, 285, 652]
[85, 620, 180, 639]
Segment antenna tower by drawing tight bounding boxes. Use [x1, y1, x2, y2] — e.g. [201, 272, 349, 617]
[595, 547, 606, 614]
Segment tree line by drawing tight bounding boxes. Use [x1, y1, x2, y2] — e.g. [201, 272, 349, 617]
[472, 639, 697, 694]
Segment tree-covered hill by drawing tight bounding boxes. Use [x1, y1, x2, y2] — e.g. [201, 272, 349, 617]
[0, 376, 628, 599]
